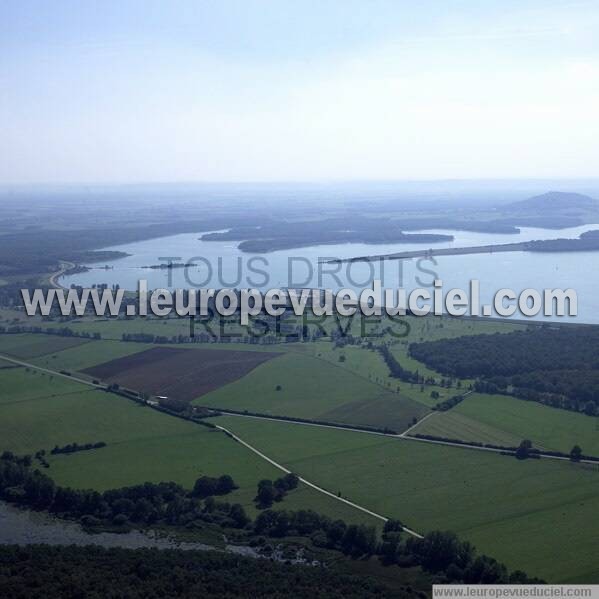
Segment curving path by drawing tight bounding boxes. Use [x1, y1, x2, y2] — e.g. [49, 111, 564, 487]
[3, 351, 596, 542]
[48, 260, 75, 289]
[214, 421, 423, 538]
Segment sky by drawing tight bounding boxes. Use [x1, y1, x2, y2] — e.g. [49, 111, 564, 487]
[1, 0, 598, 184]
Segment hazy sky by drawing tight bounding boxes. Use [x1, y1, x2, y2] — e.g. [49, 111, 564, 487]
[1, 1, 598, 184]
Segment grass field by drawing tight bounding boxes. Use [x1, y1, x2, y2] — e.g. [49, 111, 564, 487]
[394, 315, 524, 343]
[46, 428, 376, 523]
[215, 415, 599, 583]
[414, 393, 599, 455]
[0, 365, 374, 525]
[295, 343, 402, 392]
[37, 314, 239, 341]
[288, 321, 491, 410]
[0, 368, 87, 407]
[0, 333, 90, 358]
[30, 339, 152, 372]
[197, 351, 429, 431]
[275, 339, 453, 410]
[411, 410, 523, 447]
[4, 321, 598, 582]
[2, 332, 429, 431]
[2, 310, 524, 346]
[0, 369, 204, 454]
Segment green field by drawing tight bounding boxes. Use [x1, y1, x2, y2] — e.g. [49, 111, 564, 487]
[0, 367, 87, 407]
[414, 393, 599, 455]
[294, 343, 403, 392]
[20, 314, 242, 341]
[412, 410, 522, 447]
[0, 364, 374, 525]
[1, 313, 524, 417]
[0, 369, 203, 454]
[0, 307, 35, 323]
[3, 321, 599, 583]
[196, 351, 428, 431]
[46, 428, 373, 523]
[395, 315, 524, 343]
[31, 339, 152, 372]
[2, 331, 430, 432]
[215, 415, 599, 583]
[0, 333, 90, 358]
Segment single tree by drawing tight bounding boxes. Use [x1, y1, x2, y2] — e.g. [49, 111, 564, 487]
[570, 445, 582, 462]
[256, 480, 276, 508]
[515, 439, 533, 460]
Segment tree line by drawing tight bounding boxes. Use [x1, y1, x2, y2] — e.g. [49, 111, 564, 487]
[0, 452, 542, 587]
[252, 510, 542, 584]
[431, 393, 468, 412]
[50, 441, 107, 455]
[0, 325, 101, 339]
[212, 406, 398, 435]
[411, 434, 598, 462]
[379, 345, 423, 384]
[0, 452, 250, 531]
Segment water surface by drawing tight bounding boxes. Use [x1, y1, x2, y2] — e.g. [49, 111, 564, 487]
[0, 501, 213, 550]
[62, 224, 599, 323]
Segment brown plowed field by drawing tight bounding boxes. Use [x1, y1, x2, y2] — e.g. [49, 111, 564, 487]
[83, 347, 280, 402]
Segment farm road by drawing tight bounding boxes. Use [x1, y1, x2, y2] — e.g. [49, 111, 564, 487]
[213, 421, 423, 538]
[0, 350, 422, 537]
[3, 352, 597, 537]
[3, 351, 595, 466]
[213, 409, 599, 465]
[0, 353, 104, 389]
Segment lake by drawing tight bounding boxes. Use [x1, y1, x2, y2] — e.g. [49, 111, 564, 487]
[0, 501, 312, 563]
[0, 500, 214, 550]
[61, 224, 599, 324]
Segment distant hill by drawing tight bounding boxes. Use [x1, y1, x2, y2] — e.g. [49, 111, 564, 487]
[506, 191, 599, 213]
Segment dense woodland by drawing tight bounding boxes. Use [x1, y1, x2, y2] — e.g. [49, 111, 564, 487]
[0, 217, 253, 277]
[410, 328, 599, 415]
[0, 545, 404, 599]
[201, 217, 453, 252]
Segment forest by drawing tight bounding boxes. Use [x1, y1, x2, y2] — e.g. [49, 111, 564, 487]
[0, 545, 402, 599]
[0, 216, 252, 277]
[201, 218, 453, 252]
[409, 327, 599, 415]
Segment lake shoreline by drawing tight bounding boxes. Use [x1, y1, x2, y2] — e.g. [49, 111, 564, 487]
[328, 234, 599, 263]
